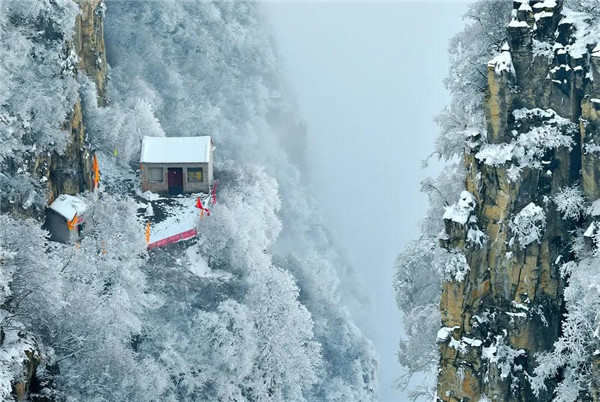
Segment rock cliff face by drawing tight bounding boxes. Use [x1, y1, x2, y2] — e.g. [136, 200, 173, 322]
[43, 0, 107, 206]
[437, 1, 600, 400]
[73, 0, 108, 105]
[10, 334, 41, 402]
[3, 0, 107, 217]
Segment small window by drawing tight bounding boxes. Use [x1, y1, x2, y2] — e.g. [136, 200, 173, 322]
[148, 167, 163, 182]
[187, 167, 203, 182]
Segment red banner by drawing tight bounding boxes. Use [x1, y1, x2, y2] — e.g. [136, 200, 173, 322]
[195, 197, 210, 216]
[147, 228, 197, 250]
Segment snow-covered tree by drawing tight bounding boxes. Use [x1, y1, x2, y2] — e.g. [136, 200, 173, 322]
[0, 0, 82, 211]
[394, 239, 442, 390]
[531, 250, 600, 402]
[1, 194, 164, 401]
[0, 0, 80, 162]
[393, 164, 465, 396]
[100, 2, 379, 397]
[280, 254, 378, 401]
[0, 215, 51, 399]
[509, 203, 546, 248]
[134, 163, 325, 400]
[553, 185, 587, 220]
[245, 263, 322, 401]
[80, 77, 165, 164]
[195, 164, 322, 399]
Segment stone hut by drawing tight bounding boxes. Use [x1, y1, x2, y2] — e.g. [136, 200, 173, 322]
[140, 136, 214, 195]
[44, 194, 88, 244]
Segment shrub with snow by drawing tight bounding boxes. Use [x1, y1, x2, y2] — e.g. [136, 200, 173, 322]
[443, 191, 476, 225]
[475, 108, 575, 181]
[443, 251, 470, 282]
[509, 203, 546, 248]
[553, 185, 586, 220]
[482, 335, 526, 381]
[467, 226, 488, 248]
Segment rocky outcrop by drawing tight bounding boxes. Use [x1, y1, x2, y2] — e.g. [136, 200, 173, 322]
[1, 0, 106, 216]
[73, 0, 108, 106]
[43, 0, 107, 205]
[0, 318, 43, 402]
[437, 1, 600, 400]
[12, 347, 41, 401]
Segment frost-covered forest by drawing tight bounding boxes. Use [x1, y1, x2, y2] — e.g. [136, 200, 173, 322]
[14, 0, 600, 401]
[395, 1, 600, 401]
[0, 1, 377, 400]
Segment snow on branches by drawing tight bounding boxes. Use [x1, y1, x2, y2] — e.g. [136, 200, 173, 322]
[553, 185, 586, 220]
[434, 1, 512, 160]
[509, 203, 546, 248]
[482, 334, 526, 381]
[475, 108, 575, 181]
[531, 255, 600, 402]
[0, 0, 80, 162]
[442, 190, 488, 249]
[443, 251, 471, 282]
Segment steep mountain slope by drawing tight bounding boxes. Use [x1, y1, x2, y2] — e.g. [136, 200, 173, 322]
[101, 3, 379, 399]
[0, 1, 109, 397]
[0, 0, 102, 217]
[0, 1, 378, 400]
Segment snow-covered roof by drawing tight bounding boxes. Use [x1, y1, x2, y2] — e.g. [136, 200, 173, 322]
[140, 136, 213, 164]
[49, 194, 88, 220]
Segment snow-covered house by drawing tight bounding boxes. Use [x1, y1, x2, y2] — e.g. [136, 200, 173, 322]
[140, 136, 214, 195]
[44, 194, 88, 244]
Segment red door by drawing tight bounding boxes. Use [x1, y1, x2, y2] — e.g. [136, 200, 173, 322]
[168, 168, 183, 195]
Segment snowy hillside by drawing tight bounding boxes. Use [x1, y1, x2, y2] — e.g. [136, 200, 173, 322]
[0, 1, 377, 400]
